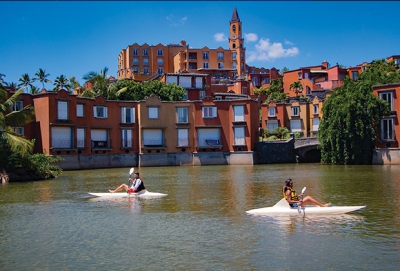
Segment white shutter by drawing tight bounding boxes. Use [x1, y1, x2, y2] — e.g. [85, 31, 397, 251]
[179, 77, 191, 88]
[312, 118, 320, 131]
[58, 101, 68, 120]
[234, 105, 244, 121]
[166, 75, 178, 84]
[77, 128, 85, 148]
[234, 127, 245, 145]
[51, 127, 72, 148]
[212, 107, 217, 117]
[177, 129, 189, 146]
[290, 120, 302, 132]
[91, 130, 107, 141]
[77, 104, 84, 117]
[195, 77, 202, 88]
[197, 128, 219, 146]
[143, 129, 163, 145]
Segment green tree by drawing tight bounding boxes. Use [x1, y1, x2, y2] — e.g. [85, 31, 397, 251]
[18, 73, 36, 93]
[279, 67, 289, 76]
[0, 85, 35, 162]
[319, 59, 400, 164]
[0, 73, 5, 85]
[53, 75, 71, 91]
[290, 81, 302, 96]
[4, 81, 17, 90]
[82, 67, 110, 97]
[35, 68, 51, 90]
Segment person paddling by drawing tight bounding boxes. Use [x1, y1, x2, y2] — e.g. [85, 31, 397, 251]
[109, 172, 146, 193]
[283, 178, 331, 207]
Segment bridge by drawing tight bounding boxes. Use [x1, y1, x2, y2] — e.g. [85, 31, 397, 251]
[294, 137, 320, 162]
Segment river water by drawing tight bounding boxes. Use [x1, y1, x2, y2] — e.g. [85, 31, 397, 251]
[1, 164, 399, 270]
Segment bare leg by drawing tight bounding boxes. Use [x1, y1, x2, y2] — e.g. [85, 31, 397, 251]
[109, 184, 129, 193]
[302, 196, 331, 207]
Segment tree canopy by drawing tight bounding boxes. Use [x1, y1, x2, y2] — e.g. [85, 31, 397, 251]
[319, 59, 400, 164]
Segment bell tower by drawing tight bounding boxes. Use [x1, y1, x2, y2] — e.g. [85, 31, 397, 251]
[228, 6, 244, 50]
[228, 7, 245, 77]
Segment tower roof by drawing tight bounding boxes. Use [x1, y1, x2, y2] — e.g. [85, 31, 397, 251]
[231, 6, 240, 22]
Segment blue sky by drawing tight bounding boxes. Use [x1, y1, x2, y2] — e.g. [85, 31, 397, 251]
[1, 1, 399, 89]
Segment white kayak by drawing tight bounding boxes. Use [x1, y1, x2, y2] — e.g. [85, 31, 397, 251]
[246, 198, 366, 215]
[88, 190, 167, 199]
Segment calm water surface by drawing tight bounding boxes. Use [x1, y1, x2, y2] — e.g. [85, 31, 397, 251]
[1, 164, 399, 270]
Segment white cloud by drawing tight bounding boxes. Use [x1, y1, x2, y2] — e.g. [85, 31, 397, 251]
[166, 14, 188, 26]
[245, 33, 258, 42]
[247, 38, 299, 62]
[284, 39, 293, 45]
[214, 33, 227, 42]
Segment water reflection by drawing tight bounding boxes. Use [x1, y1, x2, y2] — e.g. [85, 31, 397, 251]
[1, 164, 400, 270]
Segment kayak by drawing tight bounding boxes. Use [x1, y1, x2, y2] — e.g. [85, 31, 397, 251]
[246, 198, 366, 215]
[88, 190, 167, 199]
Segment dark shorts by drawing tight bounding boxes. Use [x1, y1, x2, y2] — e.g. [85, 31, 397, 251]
[290, 203, 299, 207]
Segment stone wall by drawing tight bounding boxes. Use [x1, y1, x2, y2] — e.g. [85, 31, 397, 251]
[55, 153, 138, 170]
[254, 138, 296, 164]
[373, 149, 400, 164]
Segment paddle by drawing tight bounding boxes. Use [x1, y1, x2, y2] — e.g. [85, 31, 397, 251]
[128, 167, 134, 185]
[298, 187, 306, 214]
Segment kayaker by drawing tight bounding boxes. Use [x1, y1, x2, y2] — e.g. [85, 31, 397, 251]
[283, 179, 331, 207]
[109, 172, 146, 193]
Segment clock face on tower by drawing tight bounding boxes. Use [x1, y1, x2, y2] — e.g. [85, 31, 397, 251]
[232, 34, 236, 39]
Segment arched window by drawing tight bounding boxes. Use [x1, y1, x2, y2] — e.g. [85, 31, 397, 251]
[232, 43, 236, 49]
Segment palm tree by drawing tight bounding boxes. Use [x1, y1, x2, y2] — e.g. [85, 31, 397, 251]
[53, 75, 71, 91]
[35, 68, 51, 90]
[290, 81, 303, 96]
[83, 67, 110, 98]
[0, 85, 35, 159]
[18, 73, 36, 93]
[4, 82, 18, 90]
[0, 73, 5, 85]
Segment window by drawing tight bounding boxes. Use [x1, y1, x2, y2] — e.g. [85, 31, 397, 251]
[157, 49, 163, 56]
[381, 118, 394, 141]
[177, 107, 188, 123]
[157, 68, 164, 74]
[241, 87, 247, 94]
[312, 118, 320, 132]
[177, 128, 189, 147]
[133, 67, 139, 73]
[148, 107, 158, 119]
[157, 58, 164, 66]
[217, 52, 224, 60]
[144, 68, 149, 75]
[379, 91, 393, 111]
[267, 120, 278, 131]
[232, 52, 237, 60]
[298, 72, 302, 79]
[51, 127, 73, 148]
[121, 129, 132, 148]
[218, 62, 224, 69]
[200, 91, 206, 99]
[262, 78, 270, 84]
[197, 128, 220, 147]
[143, 129, 163, 146]
[93, 106, 108, 118]
[268, 107, 276, 117]
[252, 77, 258, 86]
[91, 129, 109, 148]
[233, 105, 245, 122]
[232, 62, 237, 69]
[143, 49, 149, 56]
[58, 101, 68, 120]
[133, 49, 138, 56]
[202, 52, 209, 60]
[202, 106, 217, 118]
[234, 127, 245, 145]
[13, 127, 24, 135]
[133, 58, 139, 65]
[121, 107, 134, 123]
[313, 104, 319, 115]
[11, 101, 23, 111]
[77, 104, 84, 117]
[143, 58, 149, 66]
[77, 128, 85, 148]
[203, 62, 209, 69]
[290, 120, 302, 132]
[241, 62, 244, 70]
[352, 71, 358, 81]
[292, 106, 300, 116]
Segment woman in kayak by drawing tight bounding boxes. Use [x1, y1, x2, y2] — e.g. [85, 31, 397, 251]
[109, 172, 146, 193]
[283, 179, 331, 207]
